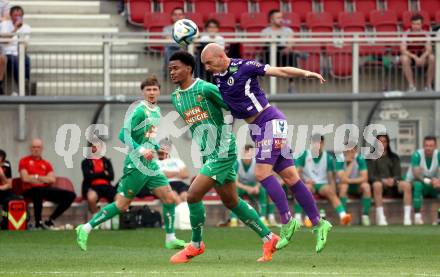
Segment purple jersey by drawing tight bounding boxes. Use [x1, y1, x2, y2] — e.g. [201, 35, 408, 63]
[213, 58, 270, 119]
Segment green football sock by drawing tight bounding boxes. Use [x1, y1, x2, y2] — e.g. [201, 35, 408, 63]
[413, 181, 424, 213]
[268, 202, 275, 215]
[88, 202, 120, 228]
[335, 204, 345, 214]
[294, 202, 303, 213]
[231, 199, 271, 238]
[361, 197, 372, 215]
[259, 188, 268, 216]
[188, 202, 205, 243]
[340, 197, 348, 210]
[162, 203, 176, 234]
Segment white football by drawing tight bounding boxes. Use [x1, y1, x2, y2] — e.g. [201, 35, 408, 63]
[172, 19, 199, 46]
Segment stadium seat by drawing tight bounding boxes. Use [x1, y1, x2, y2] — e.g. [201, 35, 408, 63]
[255, 0, 280, 15]
[283, 12, 301, 32]
[143, 12, 172, 31]
[53, 177, 75, 193]
[208, 12, 236, 33]
[11, 178, 24, 195]
[322, 0, 346, 21]
[192, 0, 217, 17]
[186, 12, 204, 27]
[436, 10, 440, 23]
[127, 0, 151, 25]
[289, 0, 313, 22]
[306, 12, 334, 32]
[240, 12, 266, 32]
[369, 10, 398, 32]
[353, 0, 377, 21]
[338, 11, 366, 32]
[160, 0, 185, 13]
[224, 0, 249, 21]
[326, 45, 353, 78]
[295, 45, 322, 73]
[385, 0, 409, 20]
[402, 11, 431, 31]
[420, 0, 440, 21]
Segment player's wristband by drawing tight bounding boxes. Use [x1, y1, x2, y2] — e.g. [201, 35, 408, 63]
[138, 147, 148, 155]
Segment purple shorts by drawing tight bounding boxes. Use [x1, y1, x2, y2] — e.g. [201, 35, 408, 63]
[249, 106, 294, 173]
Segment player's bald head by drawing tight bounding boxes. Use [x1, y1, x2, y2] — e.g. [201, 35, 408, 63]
[201, 43, 226, 62]
[201, 43, 229, 73]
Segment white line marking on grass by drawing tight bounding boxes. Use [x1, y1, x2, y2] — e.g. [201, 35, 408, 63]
[1, 272, 439, 276]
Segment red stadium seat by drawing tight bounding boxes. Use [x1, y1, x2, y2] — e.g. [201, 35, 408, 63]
[402, 11, 431, 31]
[289, 0, 313, 22]
[192, 0, 217, 17]
[322, 0, 346, 21]
[370, 10, 398, 32]
[240, 12, 266, 32]
[143, 12, 172, 31]
[306, 12, 334, 32]
[53, 177, 75, 193]
[420, 0, 440, 21]
[160, 0, 184, 13]
[127, 0, 151, 25]
[256, 0, 280, 15]
[295, 45, 322, 73]
[12, 178, 24, 195]
[224, 0, 249, 21]
[436, 10, 440, 23]
[208, 12, 236, 33]
[338, 11, 366, 32]
[326, 45, 353, 77]
[385, 0, 409, 20]
[283, 12, 301, 32]
[353, 0, 376, 21]
[186, 13, 204, 27]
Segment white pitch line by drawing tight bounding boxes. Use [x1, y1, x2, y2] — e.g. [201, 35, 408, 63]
[1, 272, 439, 276]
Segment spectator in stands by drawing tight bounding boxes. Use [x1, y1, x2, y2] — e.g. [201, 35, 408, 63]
[0, 1, 10, 95]
[19, 138, 76, 229]
[197, 19, 225, 80]
[81, 141, 116, 214]
[229, 144, 277, 227]
[262, 9, 296, 67]
[367, 134, 412, 226]
[163, 7, 184, 74]
[0, 6, 31, 94]
[296, 134, 352, 226]
[400, 14, 435, 92]
[157, 144, 189, 204]
[336, 144, 372, 226]
[405, 136, 440, 225]
[0, 149, 22, 229]
[200, 19, 225, 49]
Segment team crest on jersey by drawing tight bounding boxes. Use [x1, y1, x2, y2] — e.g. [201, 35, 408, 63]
[196, 94, 204, 102]
[227, 77, 234, 86]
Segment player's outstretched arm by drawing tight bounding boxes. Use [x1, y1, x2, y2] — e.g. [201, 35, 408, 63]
[265, 66, 325, 84]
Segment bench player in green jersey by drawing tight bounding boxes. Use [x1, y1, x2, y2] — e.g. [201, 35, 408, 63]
[76, 75, 186, 251]
[167, 51, 279, 264]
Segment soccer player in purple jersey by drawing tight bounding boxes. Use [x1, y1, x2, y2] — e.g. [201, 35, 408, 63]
[201, 43, 336, 253]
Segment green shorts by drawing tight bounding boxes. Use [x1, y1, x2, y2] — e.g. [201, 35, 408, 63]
[347, 184, 361, 195]
[200, 156, 237, 187]
[418, 183, 440, 199]
[118, 167, 169, 199]
[313, 183, 326, 192]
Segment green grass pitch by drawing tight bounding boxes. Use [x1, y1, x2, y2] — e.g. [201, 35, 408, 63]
[0, 226, 439, 276]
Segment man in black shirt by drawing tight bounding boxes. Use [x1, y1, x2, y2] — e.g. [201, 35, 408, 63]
[0, 149, 23, 229]
[367, 134, 412, 226]
[81, 142, 115, 214]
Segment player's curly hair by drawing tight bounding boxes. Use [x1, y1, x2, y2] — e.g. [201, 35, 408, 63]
[140, 74, 161, 90]
[169, 51, 195, 73]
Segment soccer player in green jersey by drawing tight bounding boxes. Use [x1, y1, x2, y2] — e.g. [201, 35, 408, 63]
[76, 75, 186, 251]
[167, 51, 279, 264]
[406, 136, 440, 225]
[336, 144, 372, 226]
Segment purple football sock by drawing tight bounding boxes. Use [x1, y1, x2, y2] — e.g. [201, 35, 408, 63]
[290, 179, 321, 226]
[260, 175, 292, 224]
